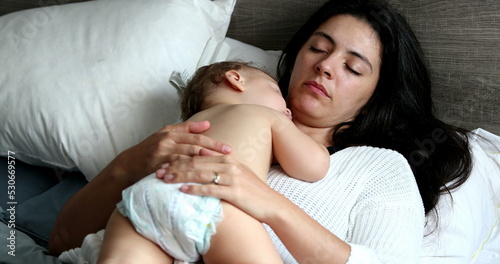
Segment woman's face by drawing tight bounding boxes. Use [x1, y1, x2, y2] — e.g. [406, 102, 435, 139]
[288, 14, 382, 130]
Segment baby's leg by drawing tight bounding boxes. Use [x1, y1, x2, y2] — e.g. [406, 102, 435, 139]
[203, 201, 283, 264]
[97, 209, 174, 264]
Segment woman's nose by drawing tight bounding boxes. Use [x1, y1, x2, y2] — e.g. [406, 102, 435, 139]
[315, 60, 334, 79]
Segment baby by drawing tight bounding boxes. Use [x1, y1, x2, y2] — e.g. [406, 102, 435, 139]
[97, 61, 330, 264]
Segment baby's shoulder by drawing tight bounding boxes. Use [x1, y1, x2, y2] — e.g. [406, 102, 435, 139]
[220, 104, 286, 122]
[191, 104, 288, 133]
[195, 104, 277, 127]
[230, 104, 281, 114]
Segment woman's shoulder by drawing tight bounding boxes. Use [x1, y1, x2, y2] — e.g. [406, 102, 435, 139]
[269, 145, 416, 195]
[332, 145, 410, 173]
[270, 146, 412, 182]
[332, 146, 414, 186]
[333, 145, 402, 157]
[268, 145, 424, 245]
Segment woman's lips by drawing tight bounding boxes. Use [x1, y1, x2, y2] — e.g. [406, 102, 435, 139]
[304, 81, 329, 98]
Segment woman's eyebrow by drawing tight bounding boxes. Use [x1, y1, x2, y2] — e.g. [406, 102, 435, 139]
[312, 31, 374, 73]
[313, 31, 335, 44]
[348, 51, 373, 73]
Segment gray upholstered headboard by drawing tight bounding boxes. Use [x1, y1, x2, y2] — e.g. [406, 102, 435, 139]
[1, 0, 499, 134]
[227, 0, 500, 135]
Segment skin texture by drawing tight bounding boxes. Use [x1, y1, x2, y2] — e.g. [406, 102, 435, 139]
[97, 65, 328, 264]
[159, 15, 382, 264]
[49, 121, 232, 254]
[50, 15, 382, 264]
[288, 15, 381, 146]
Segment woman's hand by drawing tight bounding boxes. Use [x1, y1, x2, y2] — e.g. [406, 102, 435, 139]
[157, 155, 283, 223]
[49, 121, 231, 255]
[157, 155, 351, 264]
[112, 121, 232, 185]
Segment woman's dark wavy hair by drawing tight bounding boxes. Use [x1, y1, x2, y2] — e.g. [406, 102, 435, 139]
[277, 0, 472, 216]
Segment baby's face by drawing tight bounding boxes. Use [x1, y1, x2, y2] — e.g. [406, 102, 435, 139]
[245, 69, 291, 119]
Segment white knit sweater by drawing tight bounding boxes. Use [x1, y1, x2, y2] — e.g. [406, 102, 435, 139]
[266, 146, 425, 264]
[59, 146, 425, 264]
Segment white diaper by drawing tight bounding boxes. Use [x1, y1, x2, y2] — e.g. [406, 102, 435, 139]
[117, 174, 223, 262]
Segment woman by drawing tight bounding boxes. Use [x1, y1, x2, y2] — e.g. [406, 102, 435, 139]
[49, 0, 472, 263]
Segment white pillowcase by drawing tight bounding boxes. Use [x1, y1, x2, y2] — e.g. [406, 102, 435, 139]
[0, 0, 235, 180]
[223, 38, 282, 78]
[169, 38, 282, 96]
[421, 128, 500, 264]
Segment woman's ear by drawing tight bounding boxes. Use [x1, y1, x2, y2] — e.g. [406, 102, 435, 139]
[224, 70, 245, 92]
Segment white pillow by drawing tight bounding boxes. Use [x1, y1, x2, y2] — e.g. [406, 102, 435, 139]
[169, 38, 282, 95]
[420, 128, 500, 264]
[224, 38, 282, 78]
[0, 0, 235, 181]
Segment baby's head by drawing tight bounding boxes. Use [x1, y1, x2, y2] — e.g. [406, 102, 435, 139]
[181, 61, 288, 120]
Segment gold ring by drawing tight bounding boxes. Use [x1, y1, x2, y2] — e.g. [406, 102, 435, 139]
[212, 171, 220, 185]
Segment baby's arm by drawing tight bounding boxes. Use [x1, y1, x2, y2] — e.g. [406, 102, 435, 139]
[269, 111, 330, 182]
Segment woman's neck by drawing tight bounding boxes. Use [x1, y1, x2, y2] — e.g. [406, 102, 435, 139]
[292, 120, 334, 147]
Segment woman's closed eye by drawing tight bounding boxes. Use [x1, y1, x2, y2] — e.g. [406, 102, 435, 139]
[310, 46, 327, 53]
[345, 64, 362, 76]
[310, 45, 363, 76]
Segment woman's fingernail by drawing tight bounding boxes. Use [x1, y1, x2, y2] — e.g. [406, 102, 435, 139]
[156, 169, 165, 178]
[161, 163, 170, 169]
[222, 145, 232, 154]
[164, 174, 174, 181]
[180, 185, 189, 192]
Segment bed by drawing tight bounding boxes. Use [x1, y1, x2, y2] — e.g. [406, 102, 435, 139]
[0, 0, 498, 263]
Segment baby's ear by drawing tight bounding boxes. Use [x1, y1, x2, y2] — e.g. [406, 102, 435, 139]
[224, 70, 245, 92]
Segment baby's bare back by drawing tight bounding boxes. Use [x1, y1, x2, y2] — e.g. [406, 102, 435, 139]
[188, 104, 279, 180]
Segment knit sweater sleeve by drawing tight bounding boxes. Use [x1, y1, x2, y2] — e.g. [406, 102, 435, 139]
[266, 146, 425, 264]
[345, 147, 425, 264]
